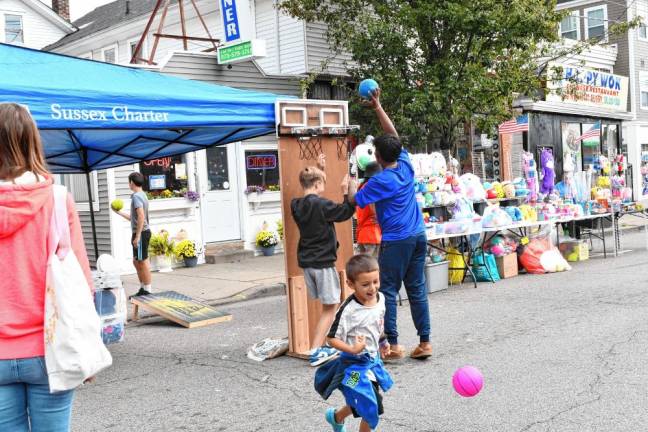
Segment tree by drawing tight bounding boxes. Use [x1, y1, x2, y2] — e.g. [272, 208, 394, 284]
[279, 0, 628, 151]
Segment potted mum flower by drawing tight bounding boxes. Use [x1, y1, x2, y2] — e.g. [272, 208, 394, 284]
[256, 227, 279, 256]
[174, 239, 200, 267]
[148, 230, 175, 272]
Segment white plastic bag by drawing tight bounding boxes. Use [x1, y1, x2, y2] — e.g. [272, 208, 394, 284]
[44, 185, 113, 393]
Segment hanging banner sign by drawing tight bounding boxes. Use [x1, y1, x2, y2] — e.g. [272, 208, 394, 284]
[547, 64, 629, 112]
[219, 0, 252, 43]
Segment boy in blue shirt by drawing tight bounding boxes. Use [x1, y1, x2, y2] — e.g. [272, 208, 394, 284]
[315, 254, 392, 432]
[349, 89, 432, 361]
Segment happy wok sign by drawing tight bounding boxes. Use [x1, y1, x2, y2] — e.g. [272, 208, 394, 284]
[547, 64, 629, 112]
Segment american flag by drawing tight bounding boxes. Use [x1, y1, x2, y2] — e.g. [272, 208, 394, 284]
[498, 115, 529, 134]
[573, 121, 600, 143]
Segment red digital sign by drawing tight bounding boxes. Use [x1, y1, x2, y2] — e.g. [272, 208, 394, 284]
[246, 154, 277, 170]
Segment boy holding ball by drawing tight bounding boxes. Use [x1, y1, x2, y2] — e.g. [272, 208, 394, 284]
[314, 254, 392, 432]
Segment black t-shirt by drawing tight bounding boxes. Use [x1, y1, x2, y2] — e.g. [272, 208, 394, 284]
[291, 194, 355, 269]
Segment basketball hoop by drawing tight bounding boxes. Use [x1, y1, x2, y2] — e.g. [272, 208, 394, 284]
[297, 136, 323, 161]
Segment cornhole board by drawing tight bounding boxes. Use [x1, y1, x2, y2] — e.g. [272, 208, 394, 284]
[130, 291, 232, 328]
[276, 99, 357, 358]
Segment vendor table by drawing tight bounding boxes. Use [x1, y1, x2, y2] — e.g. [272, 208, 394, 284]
[425, 213, 613, 287]
[610, 209, 648, 257]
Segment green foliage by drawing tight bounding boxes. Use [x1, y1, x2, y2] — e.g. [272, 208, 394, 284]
[276, 220, 284, 240]
[280, 0, 634, 151]
[256, 230, 279, 248]
[149, 230, 175, 257]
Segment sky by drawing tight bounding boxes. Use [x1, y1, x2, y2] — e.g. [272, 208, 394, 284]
[40, 0, 115, 21]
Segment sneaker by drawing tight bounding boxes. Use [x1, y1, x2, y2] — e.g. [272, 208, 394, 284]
[309, 347, 339, 367]
[325, 408, 346, 432]
[382, 344, 405, 362]
[129, 287, 151, 299]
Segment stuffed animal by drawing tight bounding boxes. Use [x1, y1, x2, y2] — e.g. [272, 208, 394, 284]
[563, 151, 577, 200]
[460, 173, 486, 202]
[539, 148, 556, 196]
[522, 152, 539, 203]
[503, 182, 516, 199]
[492, 182, 505, 199]
[614, 154, 626, 175]
[350, 136, 376, 176]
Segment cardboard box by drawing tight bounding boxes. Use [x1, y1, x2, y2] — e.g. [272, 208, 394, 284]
[559, 240, 589, 262]
[495, 253, 518, 279]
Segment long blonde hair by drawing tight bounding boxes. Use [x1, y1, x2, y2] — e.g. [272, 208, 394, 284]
[0, 103, 49, 180]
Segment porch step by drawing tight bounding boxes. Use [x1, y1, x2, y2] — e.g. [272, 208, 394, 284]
[204, 241, 253, 264]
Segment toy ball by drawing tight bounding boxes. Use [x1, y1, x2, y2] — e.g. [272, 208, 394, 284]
[452, 366, 484, 397]
[110, 199, 124, 211]
[359, 79, 379, 99]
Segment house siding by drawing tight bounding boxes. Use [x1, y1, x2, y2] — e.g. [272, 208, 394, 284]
[254, 0, 279, 74]
[305, 21, 352, 76]
[0, 0, 68, 49]
[78, 170, 112, 264]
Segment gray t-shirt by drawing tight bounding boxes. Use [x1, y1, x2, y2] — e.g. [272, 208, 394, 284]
[130, 191, 149, 232]
[327, 293, 385, 356]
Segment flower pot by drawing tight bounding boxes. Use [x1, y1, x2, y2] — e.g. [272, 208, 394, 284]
[261, 245, 276, 256]
[184, 256, 198, 267]
[153, 255, 173, 272]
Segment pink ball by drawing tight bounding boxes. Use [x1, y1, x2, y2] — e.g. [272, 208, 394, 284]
[452, 366, 484, 397]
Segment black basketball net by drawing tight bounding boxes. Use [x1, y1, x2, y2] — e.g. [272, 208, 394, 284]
[336, 137, 351, 161]
[297, 136, 322, 160]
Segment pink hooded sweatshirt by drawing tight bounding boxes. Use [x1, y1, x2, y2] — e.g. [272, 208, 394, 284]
[0, 176, 93, 360]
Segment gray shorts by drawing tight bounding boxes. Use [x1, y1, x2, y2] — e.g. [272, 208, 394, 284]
[303, 267, 341, 305]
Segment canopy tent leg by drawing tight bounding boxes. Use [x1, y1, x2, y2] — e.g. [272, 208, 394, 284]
[85, 170, 100, 261]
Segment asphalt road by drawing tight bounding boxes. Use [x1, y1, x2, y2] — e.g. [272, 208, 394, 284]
[72, 232, 648, 432]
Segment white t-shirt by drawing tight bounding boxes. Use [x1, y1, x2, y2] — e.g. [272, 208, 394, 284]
[327, 293, 385, 356]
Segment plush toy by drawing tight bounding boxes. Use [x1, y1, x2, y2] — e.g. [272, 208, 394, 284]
[597, 176, 611, 188]
[482, 206, 514, 228]
[563, 151, 577, 200]
[460, 173, 487, 202]
[518, 204, 537, 222]
[539, 148, 556, 196]
[486, 189, 498, 200]
[522, 152, 539, 202]
[614, 154, 626, 175]
[428, 152, 447, 177]
[492, 182, 505, 199]
[350, 136, 376, 176]
[503, 182, 516, 199]
[504, 206, 523, 222]
[599, 155, 611, 175]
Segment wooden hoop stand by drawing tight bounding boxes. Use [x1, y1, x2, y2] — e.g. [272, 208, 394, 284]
[276, 100, 356, 357]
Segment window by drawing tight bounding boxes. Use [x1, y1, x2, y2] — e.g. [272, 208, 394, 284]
[102, 45, 117, 64]
[640, 22, 648, 40]
[206, 147, 230, 191]
[139, 155, 188, 197]
[56, 172, 99, 211]
[560, 12, 580, 40]
[641, 143, 648, 196]
[4, 14, 23, 44]
[640, 71, 648, 110]
[245, 150, 280, 189]
[581, 122, 601, 169]
[128, 37, 147, 64]
[585, 6, 607, 41]
[639, 1, 648, 40]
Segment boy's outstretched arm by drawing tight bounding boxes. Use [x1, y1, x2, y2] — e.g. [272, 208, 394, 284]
[328, 335, 366, 355]
[366, 88, 398, 137]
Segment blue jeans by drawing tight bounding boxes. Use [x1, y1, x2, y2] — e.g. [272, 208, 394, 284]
[379, 233, 431, 345]
[0, 357, 75, 432]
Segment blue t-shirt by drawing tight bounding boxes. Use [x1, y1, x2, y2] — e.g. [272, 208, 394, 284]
[355, 149, 424, 241]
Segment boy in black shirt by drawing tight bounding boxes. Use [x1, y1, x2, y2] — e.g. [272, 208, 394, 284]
[291, 154, 356, 366]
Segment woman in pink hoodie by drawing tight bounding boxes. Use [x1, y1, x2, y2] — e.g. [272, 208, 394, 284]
[0, 103, 93, 431]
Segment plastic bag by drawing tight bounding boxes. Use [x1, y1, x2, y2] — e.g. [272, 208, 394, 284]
[451, 197, 475, 220]
[247, 338, 289, 361]
[460, 173, 486, 202]
[519, 227, 571, 274]
[448, 247, 467, 284]
[482, 206, 513, 228]
[472, 251, 500, 282]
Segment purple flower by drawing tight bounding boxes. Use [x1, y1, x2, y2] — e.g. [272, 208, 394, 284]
[245, 185, 265, 195]
[185, 191, 200, 202]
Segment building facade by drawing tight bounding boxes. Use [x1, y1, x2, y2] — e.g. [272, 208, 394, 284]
[45, 0, 346, 271]
[556, 0, 648, 199]
[0, 0, 74, 48]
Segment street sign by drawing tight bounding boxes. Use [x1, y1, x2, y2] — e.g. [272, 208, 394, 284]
[217, 39, 266, 64]
[130, 291, 232, 328]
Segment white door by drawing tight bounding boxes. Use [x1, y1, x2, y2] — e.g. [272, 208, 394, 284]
[203, 144, 241, 242]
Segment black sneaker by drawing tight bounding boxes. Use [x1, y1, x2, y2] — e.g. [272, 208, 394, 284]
[129, 287, 151, 299]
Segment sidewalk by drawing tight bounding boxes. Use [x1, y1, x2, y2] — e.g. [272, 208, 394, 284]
[122, 253, 286, 306]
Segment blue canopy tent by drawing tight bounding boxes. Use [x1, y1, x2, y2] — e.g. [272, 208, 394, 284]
[0, 43, 288, 258]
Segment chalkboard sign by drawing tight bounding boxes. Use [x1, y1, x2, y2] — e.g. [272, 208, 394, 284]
[130, 291, 232, 328]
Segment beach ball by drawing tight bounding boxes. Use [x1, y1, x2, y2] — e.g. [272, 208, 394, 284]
[452, 366, 483, 397]
[359, 79, 379, 99]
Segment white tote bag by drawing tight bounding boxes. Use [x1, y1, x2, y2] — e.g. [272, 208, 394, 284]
[44, 185, 112, 393]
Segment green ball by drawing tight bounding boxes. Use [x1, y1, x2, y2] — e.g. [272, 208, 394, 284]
[358, 154, 372, 171]
[111, 199, 124, 211]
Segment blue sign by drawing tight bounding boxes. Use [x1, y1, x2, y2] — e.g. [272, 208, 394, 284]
[149, 175, 167, 190]
[220, 0, 242, 43]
